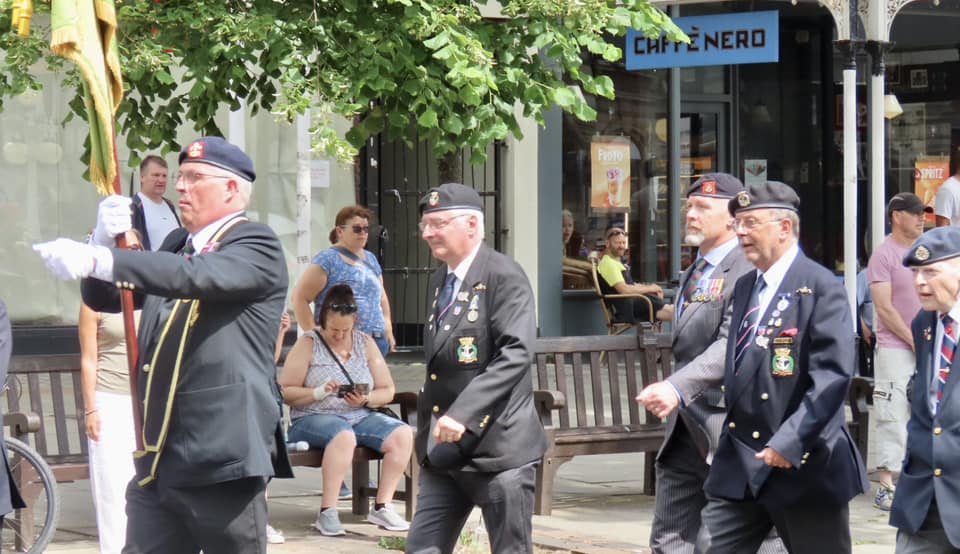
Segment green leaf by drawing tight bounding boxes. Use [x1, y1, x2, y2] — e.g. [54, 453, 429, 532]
[417, 109, 438, 128]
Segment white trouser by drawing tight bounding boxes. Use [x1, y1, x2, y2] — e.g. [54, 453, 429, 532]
[871, 347, 915, 472]
[87, 390, 136, 554]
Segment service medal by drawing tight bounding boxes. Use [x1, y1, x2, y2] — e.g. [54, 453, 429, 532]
[776, 299, 789, 311]
[467, 310, 479, 323]
[755, 335, 769, 349]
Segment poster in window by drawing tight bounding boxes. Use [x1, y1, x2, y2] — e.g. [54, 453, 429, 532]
[590, 137, 631, 211]
[915, 156, 950, 225]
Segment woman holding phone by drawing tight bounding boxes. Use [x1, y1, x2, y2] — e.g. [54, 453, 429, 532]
[279, 284, 412, 537]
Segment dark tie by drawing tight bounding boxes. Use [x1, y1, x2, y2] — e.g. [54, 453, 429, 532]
[436, 273, 457, 322]
[734, 275, 766, 366]
[182, 239, 195, 257]
[681, 257, 710, 306]
[938, 314, 956, 411]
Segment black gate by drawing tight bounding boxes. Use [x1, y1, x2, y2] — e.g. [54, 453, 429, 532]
[363, 138, 502, 351]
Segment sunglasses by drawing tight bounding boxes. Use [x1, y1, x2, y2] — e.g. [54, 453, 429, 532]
[340, 224, 370, 234]
[607, 229, 627, 238]
[330, 303, 359, 314]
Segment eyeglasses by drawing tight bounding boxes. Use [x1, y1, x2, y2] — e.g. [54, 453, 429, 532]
[175, 171, 233, 186]
[418, 214, 470, 232]
[330, 304, 358, 315]
[607, 229, 627, 238]
[733, 217, 784, 232]
[340, 224, 370, 234]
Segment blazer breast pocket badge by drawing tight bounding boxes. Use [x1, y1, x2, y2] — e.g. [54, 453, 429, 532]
[457, 337, 479, 364]
[771, 347, 795, 377]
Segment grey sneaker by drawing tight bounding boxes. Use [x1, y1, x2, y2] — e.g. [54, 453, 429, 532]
[338, 482, 352, 500]
[874, 484, 895, 511]
[265, 523, 285, 544]
[367, 505, 410, 532]
[314, 508, 346, 536]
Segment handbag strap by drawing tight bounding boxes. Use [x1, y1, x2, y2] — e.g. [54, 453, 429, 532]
[332, 245, 379, 274]
[314, 330, 355, 385]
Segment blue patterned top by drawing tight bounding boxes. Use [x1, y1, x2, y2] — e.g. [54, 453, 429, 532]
[310, 248, 385, 335]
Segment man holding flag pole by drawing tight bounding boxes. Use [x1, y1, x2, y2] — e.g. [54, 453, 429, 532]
[20, 2, 293, 552]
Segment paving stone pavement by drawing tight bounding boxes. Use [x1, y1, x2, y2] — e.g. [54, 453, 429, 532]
[40, 356, 898, 553]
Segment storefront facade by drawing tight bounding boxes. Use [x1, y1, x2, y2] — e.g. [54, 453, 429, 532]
[541, 0, 960, 337]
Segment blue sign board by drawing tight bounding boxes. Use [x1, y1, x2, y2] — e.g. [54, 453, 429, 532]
[626, 11, 779, 70]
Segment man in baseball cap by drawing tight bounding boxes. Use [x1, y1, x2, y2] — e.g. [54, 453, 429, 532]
[866, 191, 930, 510]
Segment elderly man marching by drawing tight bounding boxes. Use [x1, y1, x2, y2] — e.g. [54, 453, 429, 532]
[891, 226, 960, 552]
[406, 183, 548, 554]
[638, 173, 785, 553]
[34, 137, 292, 553]
[696, 181, 868, 553]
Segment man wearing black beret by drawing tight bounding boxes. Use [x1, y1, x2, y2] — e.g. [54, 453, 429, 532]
[696, 181, 868, 552]
[406, 182, 548, 553]
[34, 136, 292, 553]
[890, 226, 960, 551]
[638, 174, 785, 553]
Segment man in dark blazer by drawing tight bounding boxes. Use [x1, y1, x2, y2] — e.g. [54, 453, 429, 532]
[638, 174, 784, 553]
[891, 227, 960, 551]
[406, 182, 548, 554]
[696, 181, 868, 553]
[0, 300, 26, 531]
[34, 137, 291, 553]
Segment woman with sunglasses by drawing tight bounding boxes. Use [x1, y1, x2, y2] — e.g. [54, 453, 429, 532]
[279, 284, 413, 537]
[78, 230, 144, 554]
[292, 205, 395, 356]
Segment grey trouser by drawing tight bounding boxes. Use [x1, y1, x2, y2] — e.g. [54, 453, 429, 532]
[406, 462, 536, 554]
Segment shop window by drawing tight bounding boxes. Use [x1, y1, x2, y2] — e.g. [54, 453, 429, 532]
[561, 63, 670, 289]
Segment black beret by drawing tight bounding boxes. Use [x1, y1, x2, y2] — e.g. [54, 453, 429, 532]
[903, 227, 960, 267]
[687, 173, 744, 199]
[179, 136, 256, 182]
[728, 181, 800, 216]
[419, 183, 483, 215]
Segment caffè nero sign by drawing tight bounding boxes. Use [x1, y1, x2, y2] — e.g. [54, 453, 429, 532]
[626, 11, 779, 70]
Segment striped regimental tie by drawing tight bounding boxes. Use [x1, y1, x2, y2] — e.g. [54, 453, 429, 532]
[734, 275, 766, 367]
[938, 314, 957, 414]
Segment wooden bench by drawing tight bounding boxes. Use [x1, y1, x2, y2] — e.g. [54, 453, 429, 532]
[531, 333, 672, 515]
[529, 333, 874, 516]
[4, 354, 419, 519]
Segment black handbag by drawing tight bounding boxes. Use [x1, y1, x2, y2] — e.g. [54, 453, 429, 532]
[315, 331, 400, 420]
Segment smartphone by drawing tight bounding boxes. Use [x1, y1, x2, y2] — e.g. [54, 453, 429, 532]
[337, 383, 369, 398]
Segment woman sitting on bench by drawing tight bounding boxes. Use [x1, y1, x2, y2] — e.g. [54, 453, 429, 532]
[278, 284, 413, 537]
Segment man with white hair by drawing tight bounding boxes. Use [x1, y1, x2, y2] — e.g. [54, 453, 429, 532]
[407, 182, 547, 554]
[890, 226, 960, 551]
[697, 181, 868, 553]
[33, 136, 292, 553]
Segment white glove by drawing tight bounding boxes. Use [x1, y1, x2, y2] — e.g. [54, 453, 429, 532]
[91, 195, 132, 247]
[33, 239, 99, 280]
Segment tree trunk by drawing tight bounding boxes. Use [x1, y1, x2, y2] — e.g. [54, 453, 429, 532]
[437, 150, 463, 184]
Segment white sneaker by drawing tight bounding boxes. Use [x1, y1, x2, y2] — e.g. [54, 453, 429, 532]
[265, 523, 285, 544]
[314, 508, 346, 536]
[367, 505, 410, 532]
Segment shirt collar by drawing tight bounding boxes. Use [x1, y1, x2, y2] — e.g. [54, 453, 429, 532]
[756, 243, 800, 291]
[701, 236, 739, 267]
[447, 242, 483, 283]
[188, 210, 245, 253]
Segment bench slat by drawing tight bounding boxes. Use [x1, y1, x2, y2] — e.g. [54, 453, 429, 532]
[71, 372, 88, 456]
[607, 350, 623, 425]
[588, 350, 605, 426]
[554, 353, 570, 429]
[27, 374, 46, 456]
[50, 373, 70, 457]
[571, 352, 587, 427]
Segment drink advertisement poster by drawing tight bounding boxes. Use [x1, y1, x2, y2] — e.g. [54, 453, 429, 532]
[591, 137, 631, 212]
[915, 156, 949, 224]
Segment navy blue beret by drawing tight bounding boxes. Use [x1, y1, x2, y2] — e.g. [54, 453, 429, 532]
[687, 173, 744, 199]
[419, 183, 483, 215]
[179, 137, 256, 182]
[728, 181, 800, 216]
[903, 227, 960, 267]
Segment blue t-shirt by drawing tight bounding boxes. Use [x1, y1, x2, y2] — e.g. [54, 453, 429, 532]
[311, 248, 386, 335]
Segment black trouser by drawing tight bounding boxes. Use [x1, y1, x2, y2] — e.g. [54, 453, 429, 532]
[612, 295, 664, 324]
[406, 462, 536, 554]
[123, 476, 267, 554]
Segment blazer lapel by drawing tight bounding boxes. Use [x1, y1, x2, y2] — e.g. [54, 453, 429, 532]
[915, 312, 936, 419]
[729, 256, 804, 405]
[426, 246, 492, 366]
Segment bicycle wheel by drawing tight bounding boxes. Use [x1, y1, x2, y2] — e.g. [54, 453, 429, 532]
[2, 437, 59, 553]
